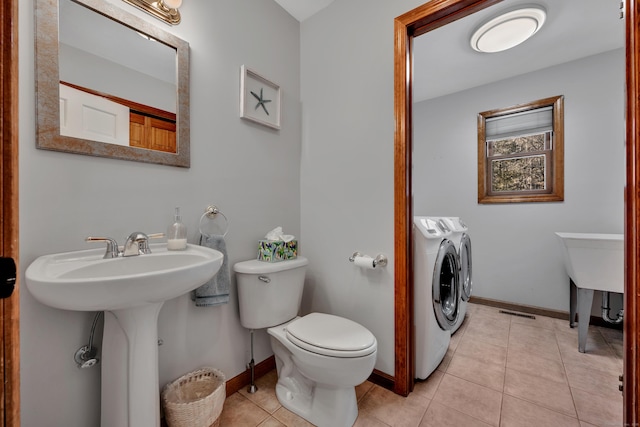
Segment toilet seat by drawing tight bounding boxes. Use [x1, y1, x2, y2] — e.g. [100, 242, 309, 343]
[285, 313, 377, 358]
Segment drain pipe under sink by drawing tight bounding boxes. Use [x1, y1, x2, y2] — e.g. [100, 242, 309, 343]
[601, 291, 624, 324]
[74, 311, 103, 368]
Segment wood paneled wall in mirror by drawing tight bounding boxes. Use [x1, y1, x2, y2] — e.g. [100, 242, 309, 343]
[35, 0, 190, 167]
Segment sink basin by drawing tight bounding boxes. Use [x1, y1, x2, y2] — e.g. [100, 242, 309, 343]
[555, 232, 623, 354]
[554, 232, 623, 293]
[26, 243, 223, 311]
[25, 243, 224, 427]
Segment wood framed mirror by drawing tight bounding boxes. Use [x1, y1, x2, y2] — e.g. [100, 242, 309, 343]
[34, 0, 190, 167]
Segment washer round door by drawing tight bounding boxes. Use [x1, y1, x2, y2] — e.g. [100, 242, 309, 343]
[459, 233, 472, 302]
[432, 239, 460, 330]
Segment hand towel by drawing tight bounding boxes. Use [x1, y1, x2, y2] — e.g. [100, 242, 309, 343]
[192, 234, 230, 307]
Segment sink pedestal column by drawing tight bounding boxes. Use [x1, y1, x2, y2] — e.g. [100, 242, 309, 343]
[101, 302, 164, 427]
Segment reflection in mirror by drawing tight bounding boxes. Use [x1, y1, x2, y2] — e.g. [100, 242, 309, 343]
[35, 0, 190, 167]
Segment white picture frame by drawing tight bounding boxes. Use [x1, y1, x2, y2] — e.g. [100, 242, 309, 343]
[240, 65, 281, 130]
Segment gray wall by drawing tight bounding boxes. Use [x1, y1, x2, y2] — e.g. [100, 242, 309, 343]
[299, 0, 426, 376]
[20, 0, 300, 425]
[59, 43, 176, 113]
[413, 49, 625, 312]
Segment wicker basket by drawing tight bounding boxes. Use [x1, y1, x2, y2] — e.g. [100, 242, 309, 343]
[162, 367, 226, 427]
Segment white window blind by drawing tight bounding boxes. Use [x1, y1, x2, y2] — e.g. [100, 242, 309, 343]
[485, 106, 553, 140]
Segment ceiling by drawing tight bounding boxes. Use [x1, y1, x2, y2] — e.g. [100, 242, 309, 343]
[413, 0, 624, 101]
[277, 0, 623, 102]
[274, 0, 335, 21]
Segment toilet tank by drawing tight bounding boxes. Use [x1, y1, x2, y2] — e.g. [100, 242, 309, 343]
[233, 256, 308, 329]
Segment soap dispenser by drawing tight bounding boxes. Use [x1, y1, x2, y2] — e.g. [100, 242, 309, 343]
[167, 207, 187, 250]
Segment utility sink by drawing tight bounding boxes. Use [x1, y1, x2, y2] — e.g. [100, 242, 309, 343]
[25, 243, 224, 427]
[555, 232, 623, 354]
[26, 243, 223, 311]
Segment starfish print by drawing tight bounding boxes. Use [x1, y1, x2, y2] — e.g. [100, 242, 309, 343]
[250, 88, 272, 115]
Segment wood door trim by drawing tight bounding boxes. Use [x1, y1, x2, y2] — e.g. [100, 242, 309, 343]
[393, 12, 413, 397]
[625, 0, 639, 423]
[1, 0, 20, 424]
[393, 0, 502, 398]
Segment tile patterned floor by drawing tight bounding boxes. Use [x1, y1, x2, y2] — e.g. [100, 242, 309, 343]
[218, 303, 624, 427]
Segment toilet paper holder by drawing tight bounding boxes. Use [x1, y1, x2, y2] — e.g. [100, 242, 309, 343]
[349, 251, 388, 268]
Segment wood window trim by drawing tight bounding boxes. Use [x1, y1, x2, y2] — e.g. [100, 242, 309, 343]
[477, 95, 564, 204]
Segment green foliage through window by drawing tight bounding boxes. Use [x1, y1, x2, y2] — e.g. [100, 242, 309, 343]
[488, 133, 549, 192]
[491, 155, 545, 192]
[488, 134, 546, 156]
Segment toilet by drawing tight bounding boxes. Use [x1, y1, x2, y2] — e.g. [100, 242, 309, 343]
[234, 256, 377, 427]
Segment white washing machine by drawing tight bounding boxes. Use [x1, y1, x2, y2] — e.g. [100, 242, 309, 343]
[441, 217, 472, 334]
[413, 216, 460, 380]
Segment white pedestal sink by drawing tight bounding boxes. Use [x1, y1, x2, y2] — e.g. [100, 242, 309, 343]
[25, 243, 224, 427]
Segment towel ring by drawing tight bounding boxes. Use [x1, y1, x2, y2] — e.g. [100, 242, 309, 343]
[198, 205, 229, 238]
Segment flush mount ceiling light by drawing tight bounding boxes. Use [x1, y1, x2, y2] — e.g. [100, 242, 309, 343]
[470, 6, 546, 53]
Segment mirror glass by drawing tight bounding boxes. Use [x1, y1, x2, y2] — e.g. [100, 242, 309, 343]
[35, 0, 190, 167]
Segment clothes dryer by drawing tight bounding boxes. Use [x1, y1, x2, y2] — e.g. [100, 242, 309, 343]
[441, 217, 472, 334]
[413, 216, 460, 380]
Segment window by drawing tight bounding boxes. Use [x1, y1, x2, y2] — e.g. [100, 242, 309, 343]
[478, 95, 564, 203]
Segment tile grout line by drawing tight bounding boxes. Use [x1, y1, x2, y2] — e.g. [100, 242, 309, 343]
[556, 321, 582, 423]
[598, 325, 624, 361]
[497, 316, 512, 427]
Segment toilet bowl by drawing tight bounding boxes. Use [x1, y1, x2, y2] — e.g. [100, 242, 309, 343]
[269, 313, 377, 426]
[233, 257, 378, 427]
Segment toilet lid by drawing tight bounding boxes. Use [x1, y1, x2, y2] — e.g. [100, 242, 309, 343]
[285, 313, 377, 358]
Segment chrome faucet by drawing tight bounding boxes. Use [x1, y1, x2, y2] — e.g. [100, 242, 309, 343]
[123, 232, 152, 257]
[85, 237, 121, 259]
[86, 232, 165, 258]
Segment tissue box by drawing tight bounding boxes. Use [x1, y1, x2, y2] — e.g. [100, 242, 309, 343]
[257, 240, 298, 262]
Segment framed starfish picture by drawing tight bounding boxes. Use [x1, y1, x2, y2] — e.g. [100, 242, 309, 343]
[240, 65, 281, 130]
